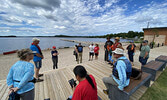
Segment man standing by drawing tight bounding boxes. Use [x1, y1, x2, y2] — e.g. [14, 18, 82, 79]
[104, 37, 113, 61]
[102, 48, 132, 94]
[139, 40, 150, 66]
[77, 43, 83, 64]
[126, 41, 136, 66]
[88, 43, 95, 61]
[30, 38, 44, 82]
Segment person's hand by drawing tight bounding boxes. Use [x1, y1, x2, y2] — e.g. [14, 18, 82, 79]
[72, 85, 76, 92]
[53, 53, 57, 56]
[8, 89, 13, 95]
[11, 87, 19, 92]
[41, 55, 44, 59]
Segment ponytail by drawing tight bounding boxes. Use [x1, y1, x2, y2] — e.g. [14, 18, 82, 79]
[86, 74, 95, 89]
[73, 65, 95, 89]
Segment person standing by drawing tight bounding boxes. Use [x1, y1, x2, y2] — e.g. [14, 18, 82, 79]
[88, 43, 95, 61]
[30, 38, 43, 82]
[139, 40, 150, 66]
[74, 45, 78, 62]
[94, 44, 100, 60]
[7, 49, 35, 100]
[107, 42, 114, 64]
[102, 48, 132, 94]
[51, 46, 59, 69]
[77, 43, 83, 64]
[126, 41, 136, 66]
[104, 37, 113, 61]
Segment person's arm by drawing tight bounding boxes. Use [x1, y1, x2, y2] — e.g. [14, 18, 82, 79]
[31, 47, 43, 58]
[17, 64, 34, 90]
[143, 52, 148, 59]
[116, 61, 127, 90]
[72, 86, 82, 100]
[143, 47, 150, 59]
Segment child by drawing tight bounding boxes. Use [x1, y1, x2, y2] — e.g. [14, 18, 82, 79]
[51, 46, 59, 69]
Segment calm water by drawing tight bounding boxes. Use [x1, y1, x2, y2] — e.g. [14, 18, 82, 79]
[0, 37, 129, 54]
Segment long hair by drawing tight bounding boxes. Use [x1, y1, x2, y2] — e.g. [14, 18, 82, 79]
[73, 65, 95, 89]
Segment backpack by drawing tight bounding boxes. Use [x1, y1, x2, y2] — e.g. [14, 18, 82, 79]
[131, 68, 142, 80]
[78, 46, 83, 52]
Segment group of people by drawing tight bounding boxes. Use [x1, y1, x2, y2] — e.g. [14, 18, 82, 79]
[6, 37, 150, 100]
[73, 43, 100, 64]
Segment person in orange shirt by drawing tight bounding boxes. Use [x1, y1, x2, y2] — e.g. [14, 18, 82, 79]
[107, 43, 114, 65]
[126, 41, 136, 66]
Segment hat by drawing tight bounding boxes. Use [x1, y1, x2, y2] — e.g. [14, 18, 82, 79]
[32, 38, 40, 42]
[130, 40, 134, 43]
[142, 40, 148, 43]
[112, 48, 124, 55]
[115, 37, 120, 40]
[52, 46, 56, 49]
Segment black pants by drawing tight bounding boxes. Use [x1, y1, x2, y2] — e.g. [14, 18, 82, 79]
[52, 57, 58, 69]
[104, 50, 108, 61]
[75, 53, 78, 61]
[128, 51, 134, 62]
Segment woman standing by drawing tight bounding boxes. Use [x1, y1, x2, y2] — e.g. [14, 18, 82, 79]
[126, 41, 136, 66]
[7, 49, 35, 100]
[94, 44, 99, 60]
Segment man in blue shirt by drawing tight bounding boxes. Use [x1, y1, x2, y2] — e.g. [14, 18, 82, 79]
[102, 48, 132, 94]
[30, 38, 44, 82]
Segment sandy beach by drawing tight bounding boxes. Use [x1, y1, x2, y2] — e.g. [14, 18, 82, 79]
[0, 42, 167, 81]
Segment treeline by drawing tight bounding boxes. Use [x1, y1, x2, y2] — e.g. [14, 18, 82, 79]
[54, 31, 144, 38]
[87, 31, 144, 38]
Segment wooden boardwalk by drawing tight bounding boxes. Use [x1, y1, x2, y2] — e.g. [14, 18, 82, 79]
[0, 60, 150, 100]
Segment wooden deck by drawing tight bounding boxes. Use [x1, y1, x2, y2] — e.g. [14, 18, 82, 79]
[0, 60, 150, 100]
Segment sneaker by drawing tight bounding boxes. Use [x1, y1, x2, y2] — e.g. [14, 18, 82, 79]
[103, 89, 109, 95]
[36, 78, 44, 82]
[38, 74, 43, 77]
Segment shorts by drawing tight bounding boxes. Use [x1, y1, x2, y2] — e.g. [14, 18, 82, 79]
[95, 53, 99, 56]
[34, 60, 42, 69]
[89, 52, 94, 56]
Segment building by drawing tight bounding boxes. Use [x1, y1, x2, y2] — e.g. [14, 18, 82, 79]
[143, 27, 167, 45]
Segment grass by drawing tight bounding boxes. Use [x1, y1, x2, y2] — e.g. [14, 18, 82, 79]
[140, 68, 167, 100]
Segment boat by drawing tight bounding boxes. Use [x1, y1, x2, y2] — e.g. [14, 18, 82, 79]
[3, 50, 18, 55]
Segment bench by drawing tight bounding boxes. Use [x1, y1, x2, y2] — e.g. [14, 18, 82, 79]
[142, 60, 166, 81]
[155, 55, 167, 66]
[108, 72, 151, 100]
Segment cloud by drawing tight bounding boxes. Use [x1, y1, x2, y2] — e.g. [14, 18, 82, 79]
[12, 0, 61, 11]
[0, 0, 167, 36]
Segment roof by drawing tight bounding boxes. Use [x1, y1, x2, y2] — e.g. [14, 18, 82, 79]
[143, 27, 167, 31]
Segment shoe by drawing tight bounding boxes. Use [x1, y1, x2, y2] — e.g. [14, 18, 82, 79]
[103, 89, 109, 95]
[38, 74, 43, 77]
[36, 78, 44, 82]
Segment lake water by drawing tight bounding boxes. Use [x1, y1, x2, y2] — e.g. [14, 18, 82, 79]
[0, 37, 129, 54]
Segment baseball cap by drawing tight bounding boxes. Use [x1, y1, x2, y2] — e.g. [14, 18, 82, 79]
[112, 48, 124, 55]
[52, 46, 56, 49]
[32, 38, 40, 42]
[142, 40, 148, 43]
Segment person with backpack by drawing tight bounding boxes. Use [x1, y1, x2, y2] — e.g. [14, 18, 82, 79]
[126, 41, 136, 66]
[77, 43, 83, 64]
[102, 48, 132, 94]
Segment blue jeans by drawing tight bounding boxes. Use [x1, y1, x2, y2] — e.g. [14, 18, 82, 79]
[128, 51, 134, 62]
[108, 54, 113, 63]
[139, 56, 148, 65]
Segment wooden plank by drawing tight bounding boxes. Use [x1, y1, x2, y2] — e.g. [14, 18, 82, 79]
[44, 75, 50, 99]
[0, 84, 7, 100]
[1, 84, 8, 100]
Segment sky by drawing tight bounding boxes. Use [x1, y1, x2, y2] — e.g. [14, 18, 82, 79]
[0, 0, 167, 36]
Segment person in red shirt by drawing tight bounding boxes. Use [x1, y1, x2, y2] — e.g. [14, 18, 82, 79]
[94, 44, 100, 60]
[68, 65, 98, 100]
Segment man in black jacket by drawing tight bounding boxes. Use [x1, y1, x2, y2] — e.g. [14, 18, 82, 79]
[104, 37, 113, 61]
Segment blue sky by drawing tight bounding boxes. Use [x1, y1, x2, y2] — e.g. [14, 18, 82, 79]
[0, 0, 167, 36]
